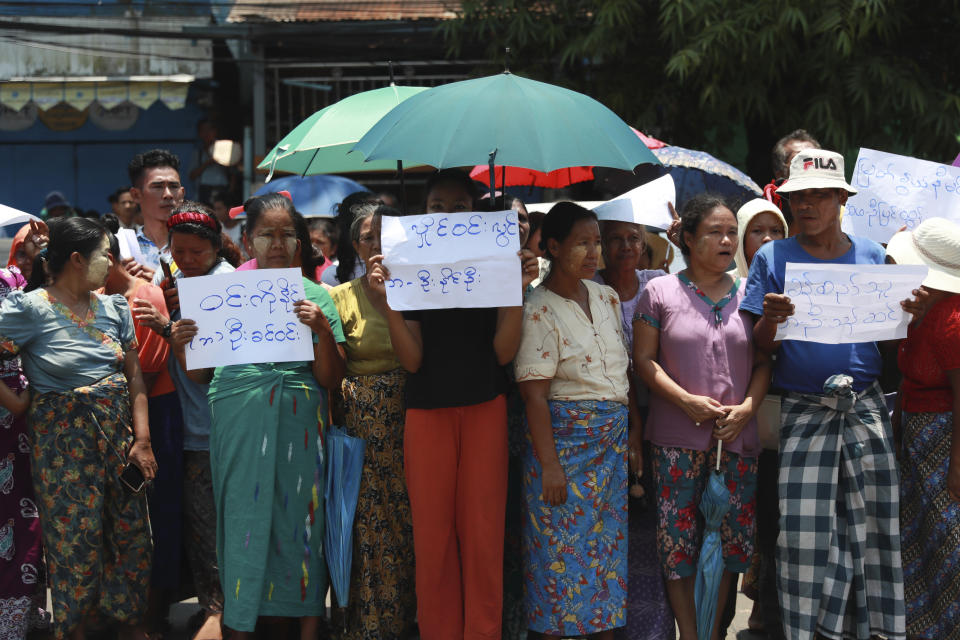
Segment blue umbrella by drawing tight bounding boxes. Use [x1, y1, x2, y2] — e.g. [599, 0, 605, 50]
[249, 174, 367, 218]
[652, 145, 762, 212]
[324, 425, 366, 610]
[695, 440, 731, 640]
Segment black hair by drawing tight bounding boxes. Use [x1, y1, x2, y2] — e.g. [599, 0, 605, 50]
[333, 191, 380, 284]
[167, 201, 223, 250]
[128, 149, 181, 187]
[772, 129, 821, 179]
[527, 210, 545, 237]
[26, 217, 108, 292]
[243, 192, 319, 279]
[108, 187, 130, 205]
[540, 202, 597, 260]
[107, 232, 121, 261]
[423, 169, 480, 209]
[102, 213, 121, 234]
[678, 193, 733, 257]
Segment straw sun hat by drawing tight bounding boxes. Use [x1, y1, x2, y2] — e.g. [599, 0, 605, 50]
[886, 217, 960, 294]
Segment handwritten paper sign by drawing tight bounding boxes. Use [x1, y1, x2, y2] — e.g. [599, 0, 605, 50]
[178, 268, 313, 369]
[593, 174, 676, 230]
[774, 262, 927, 344]
[841, 148, 960, 244]
[381, 210, 521, 310]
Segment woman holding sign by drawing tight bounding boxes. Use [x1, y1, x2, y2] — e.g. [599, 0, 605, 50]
[887, 218, 960, 640]
[0, 217, 156, 640]
[514, 202, 637, 638]
[366, 170, 540, 640]
[134, 203, 233, 639]
[170, 192, 346, 638]
[634, 194, 768, 640]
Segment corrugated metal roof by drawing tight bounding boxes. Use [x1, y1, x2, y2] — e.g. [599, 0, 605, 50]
[226, 0, 458, 23]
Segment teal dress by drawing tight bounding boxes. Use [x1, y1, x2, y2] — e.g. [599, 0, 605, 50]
[208, 278, 345, 632]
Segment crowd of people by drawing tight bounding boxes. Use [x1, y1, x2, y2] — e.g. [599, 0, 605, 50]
[0, 129, 958, 640]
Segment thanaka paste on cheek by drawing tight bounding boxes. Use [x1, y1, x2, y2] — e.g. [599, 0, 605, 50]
[87, 253, 110, 286]
[565, 244, 589, 274]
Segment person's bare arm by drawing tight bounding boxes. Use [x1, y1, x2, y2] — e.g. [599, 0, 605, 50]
[123, 349, 158, 481]
[714, 347, 771, 444]
[753, 292, 794, 354]
[366, 254, 424, 372]
[169, 319, 214, 384]
[293, 300, 346, 389]
[492, 250, 540, 365]
[632, 319, 726, 424]
[519, 378, 567, 506]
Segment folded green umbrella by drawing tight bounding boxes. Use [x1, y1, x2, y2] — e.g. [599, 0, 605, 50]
[352, 72, 660, 185]
[259, 84, 428, 177]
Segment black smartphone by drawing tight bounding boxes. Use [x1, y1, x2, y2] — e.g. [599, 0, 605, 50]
[120, 462, 146, 493]
[160, 258, 174, 284]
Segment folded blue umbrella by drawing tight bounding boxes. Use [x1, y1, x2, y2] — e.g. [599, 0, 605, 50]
[695, 441, 732, 640]
[324, 425, 366, 610]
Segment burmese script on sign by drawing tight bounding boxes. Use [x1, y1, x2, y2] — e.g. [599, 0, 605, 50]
[775, 263, 928, 344]
[178, 268, 314, 369]
[381, 210, 522, 310]
[842, 148, 960, 244]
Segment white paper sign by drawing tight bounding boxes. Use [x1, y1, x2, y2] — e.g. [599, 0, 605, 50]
[841, 148, 960, 243]
[178, 268, 314, 369]
[116, 228, 146, 264]
[0, 203, 40, 227]
[775, 262, 927, 344]
[382, 210, 521, 310]
[592, 174, 676, 230]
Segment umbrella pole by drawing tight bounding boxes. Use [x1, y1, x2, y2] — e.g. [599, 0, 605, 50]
[398, 160, 407, 215]
[500, 163, 506, 209]
[488, 149, 497, 204]
[716, 438, 722, 472]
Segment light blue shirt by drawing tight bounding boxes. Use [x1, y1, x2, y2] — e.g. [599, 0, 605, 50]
[742, 235, 886, 393]
[0, 290, 136, 394]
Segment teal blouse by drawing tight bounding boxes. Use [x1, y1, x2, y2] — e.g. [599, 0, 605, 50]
[0, 289, 137, 394]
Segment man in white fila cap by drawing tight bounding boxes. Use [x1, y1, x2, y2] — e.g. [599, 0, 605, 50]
[741, 149, 909, 640]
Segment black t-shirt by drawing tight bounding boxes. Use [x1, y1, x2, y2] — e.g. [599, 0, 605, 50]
[402, 307, 507, 409]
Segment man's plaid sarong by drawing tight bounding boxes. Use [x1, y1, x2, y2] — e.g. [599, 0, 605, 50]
[777, 375, 905, 640]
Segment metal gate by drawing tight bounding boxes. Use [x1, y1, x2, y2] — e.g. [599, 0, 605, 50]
[265, 59, 480, 149]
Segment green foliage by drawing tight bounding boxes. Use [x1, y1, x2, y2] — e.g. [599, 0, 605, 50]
[441, 0, 960, 176]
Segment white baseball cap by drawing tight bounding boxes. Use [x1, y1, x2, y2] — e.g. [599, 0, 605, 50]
[777, 149, 857, 194]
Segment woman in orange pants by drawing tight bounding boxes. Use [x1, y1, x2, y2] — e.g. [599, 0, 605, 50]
[366, 170, 539, 639]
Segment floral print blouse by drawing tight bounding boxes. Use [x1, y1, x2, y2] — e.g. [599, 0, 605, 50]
[515, 279, 630, 405]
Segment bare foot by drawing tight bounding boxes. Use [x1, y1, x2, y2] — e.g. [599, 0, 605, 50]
[193, 612, 223, 640]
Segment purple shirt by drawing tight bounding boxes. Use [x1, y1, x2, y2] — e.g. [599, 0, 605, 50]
[636, 274, 759, 456]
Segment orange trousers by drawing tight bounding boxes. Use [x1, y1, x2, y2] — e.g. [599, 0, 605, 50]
[404, 394, 508, 640]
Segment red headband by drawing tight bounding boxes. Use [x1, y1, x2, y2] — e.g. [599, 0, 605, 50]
[229, 190, 293, 219]
[167, 211, 220, 232]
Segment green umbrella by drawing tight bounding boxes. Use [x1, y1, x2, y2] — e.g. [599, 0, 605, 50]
[352, 72, 660, 199]
[258, 84, 428, 177]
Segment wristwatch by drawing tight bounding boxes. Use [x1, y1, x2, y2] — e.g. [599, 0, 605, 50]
[161, 321, 173, 338]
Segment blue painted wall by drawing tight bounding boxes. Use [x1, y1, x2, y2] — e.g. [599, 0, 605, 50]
[0, 95, 206, 215]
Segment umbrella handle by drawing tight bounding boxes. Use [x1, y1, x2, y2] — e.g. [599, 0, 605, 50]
[715, 438, 722, 472]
